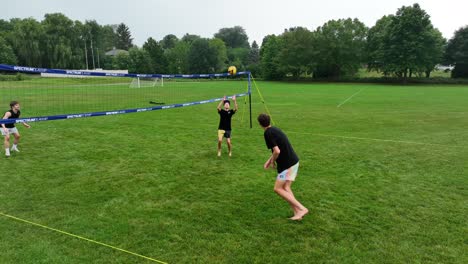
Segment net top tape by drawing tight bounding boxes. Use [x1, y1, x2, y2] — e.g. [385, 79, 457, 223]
[0, 64, 250, 78]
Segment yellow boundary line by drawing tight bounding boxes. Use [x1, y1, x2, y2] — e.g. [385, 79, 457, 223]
[0, 212, 168, 264]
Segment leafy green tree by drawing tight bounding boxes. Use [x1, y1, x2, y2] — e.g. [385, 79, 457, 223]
[41, 13, 76, 68]
[314, 18, 367, 78]
[128, 47, 152, 73]
[100, 25, 117, 51]
[0, 19, 13, 38]
[247, 40, 261, 76]
[278, 27, 315, 78]
[0, 19, 15, 52]
[187, 38, 218, 73]
[260, 35, 285, 80]
[209, 38, 228, 72]
[181, 33, 200, 44]
[0, 36, 17, 64]
[367, 4, 445, 81]
[112, 52, 130, 70]
[115, 23, 133, 50]
[143, 37, 167, 73]
[445, 26, 468, 78]
[165, 41, 190, 74]
[11, 18, 44, 67]
[421, 28, 445, 77]
[248, 41, 260, 65]
[161, 34, 179, 49]
[366, 15, 393, 75]
[214, 26, 250, 48]
[227, 47, 249, 70]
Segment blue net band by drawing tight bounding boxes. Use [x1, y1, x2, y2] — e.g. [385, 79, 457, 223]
[0, 64, 250, 78]
[0, 93, 249, 125]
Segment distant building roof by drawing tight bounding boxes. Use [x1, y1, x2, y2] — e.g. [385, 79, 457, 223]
[105, 48, 129, 56]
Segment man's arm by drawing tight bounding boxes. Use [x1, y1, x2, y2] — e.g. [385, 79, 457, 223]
[1, 112, 11, 131]
[233, 95, 238, 111]
[217, 95, 226, 111]
[264, 146, 280, 169]
[22, 122, 31, 128]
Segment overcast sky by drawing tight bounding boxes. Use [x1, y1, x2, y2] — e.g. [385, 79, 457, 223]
[2, 0, 467, 47]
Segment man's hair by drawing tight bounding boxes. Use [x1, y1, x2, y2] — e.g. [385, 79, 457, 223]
[257, 113, 271, 127]
[223, 100, 230, 105]
[10, 101, 19, 108]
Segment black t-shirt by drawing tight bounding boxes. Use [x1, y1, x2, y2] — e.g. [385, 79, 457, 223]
[5, 110, 20, 128]
[218, 109, 236, 130]
[264, 126, 299, 173]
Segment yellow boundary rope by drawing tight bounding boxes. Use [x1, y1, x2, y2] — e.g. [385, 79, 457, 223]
[0, 212, 168, 264]
[250, 74, 275, 125]
[240, 83, 249, 126]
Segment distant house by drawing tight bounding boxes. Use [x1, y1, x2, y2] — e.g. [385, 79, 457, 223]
[435, 64, 454, 71]
[105, 47, 129, 56]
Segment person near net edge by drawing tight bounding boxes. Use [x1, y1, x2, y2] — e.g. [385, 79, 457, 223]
[1, 101, 30, 157]
[216, 95, 238, 157]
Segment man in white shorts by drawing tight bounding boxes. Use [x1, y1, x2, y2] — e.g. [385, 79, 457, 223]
[1, 101, 30, 157]
[258, 113, 308, 221]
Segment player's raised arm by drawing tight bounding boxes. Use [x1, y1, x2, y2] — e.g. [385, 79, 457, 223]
[217, 96, 226, 111]
[233, 95, 238, 111]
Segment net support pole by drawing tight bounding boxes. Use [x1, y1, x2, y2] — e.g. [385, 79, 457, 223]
[248, 73, 252, 128]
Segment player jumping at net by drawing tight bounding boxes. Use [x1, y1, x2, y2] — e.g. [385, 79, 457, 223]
[258, 113, 308, 221]
[217, 95, 238, 157]
[1, 101, 30, 157]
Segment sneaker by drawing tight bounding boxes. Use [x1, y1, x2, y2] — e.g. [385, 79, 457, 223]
[228, 152, 232, 157]
[11, 146, 19, 152]
[217, 151, 221, 157]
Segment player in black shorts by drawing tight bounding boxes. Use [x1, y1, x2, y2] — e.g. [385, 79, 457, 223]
[217, 95, 238, 157]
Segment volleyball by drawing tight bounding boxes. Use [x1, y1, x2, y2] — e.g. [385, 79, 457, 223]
[228, 66, 237, 75]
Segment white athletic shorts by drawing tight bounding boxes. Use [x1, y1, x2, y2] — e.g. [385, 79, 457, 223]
[1, 127, 19, 136]
[277, 162, 300, 181]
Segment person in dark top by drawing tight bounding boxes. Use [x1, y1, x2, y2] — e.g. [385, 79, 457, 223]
[258, 113, 308, 221]
[1, 101, 30, 157]
[217, 95, 238, 157]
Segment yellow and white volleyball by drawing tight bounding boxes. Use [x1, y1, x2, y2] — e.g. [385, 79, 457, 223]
[228, 66, 237, 75]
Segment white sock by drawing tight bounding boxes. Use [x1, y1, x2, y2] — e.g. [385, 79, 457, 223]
[5, 148, 10, 155]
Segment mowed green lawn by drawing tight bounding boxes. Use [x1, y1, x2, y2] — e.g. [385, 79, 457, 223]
[0, 81, 467, 263]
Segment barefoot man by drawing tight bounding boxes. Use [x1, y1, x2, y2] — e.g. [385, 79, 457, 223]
[258, 113, 308, 220]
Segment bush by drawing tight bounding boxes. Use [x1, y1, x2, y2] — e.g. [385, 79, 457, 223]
[0, 73, 32, 81]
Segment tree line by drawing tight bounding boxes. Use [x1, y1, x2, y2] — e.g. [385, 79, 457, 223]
[0, 3, 467, 80]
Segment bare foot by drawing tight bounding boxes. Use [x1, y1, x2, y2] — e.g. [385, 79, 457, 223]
[288, 207, 300, 219]
[290, 208, 309, 221]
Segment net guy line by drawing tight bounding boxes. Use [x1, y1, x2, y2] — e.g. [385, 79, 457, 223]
[0, 212, 168, 264]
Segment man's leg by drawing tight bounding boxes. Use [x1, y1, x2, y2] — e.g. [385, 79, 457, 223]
[283, 181, 299, 216]
[217, 130, 223, 157]
[226, 138, 232, 157]
[3, 134, 11, 156]
[274, 180, 308, 220]
[11, 132, 20, 152]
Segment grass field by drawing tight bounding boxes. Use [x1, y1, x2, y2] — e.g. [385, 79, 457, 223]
[1, 80, 467, 263]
